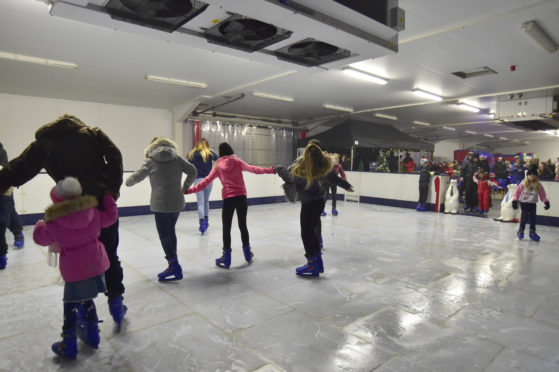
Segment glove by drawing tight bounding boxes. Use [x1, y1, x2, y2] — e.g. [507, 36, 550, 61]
[544, 201, 550, 210]
[512, 200, 518, 210]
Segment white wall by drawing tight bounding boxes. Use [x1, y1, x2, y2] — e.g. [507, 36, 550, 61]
[434, 140, 462, 161]
[0, 93, 173, 170]
[493, 137, 559, 161]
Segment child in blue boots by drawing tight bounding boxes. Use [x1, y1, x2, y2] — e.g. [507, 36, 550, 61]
[33, 177, 118, 359]
[512, 166, 550, 241]
[274, 142, 354, 277]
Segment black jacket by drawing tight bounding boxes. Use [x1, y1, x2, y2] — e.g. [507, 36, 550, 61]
[493, 161, 507, 179]
[0, 115, 123, 200]
[0, 143, 7, 167]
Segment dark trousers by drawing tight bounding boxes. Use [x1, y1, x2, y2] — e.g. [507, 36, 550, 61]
[9, 200, 22, 237]
[418, 182, 429, 203]
[301, 198, 326, 258]
[519, 202, 537, 232]
[0, 223, 6, 256]
[222, 195, 249, 249]
[154, 212, 180, 260]
[326, 184, 338, 210]
[464, 179, 478, 208]
[99, 219, 124, 299]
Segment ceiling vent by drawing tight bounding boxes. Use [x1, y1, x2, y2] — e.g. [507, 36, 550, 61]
[273, 38, 351, 67]
[452, 66, 497, 79]
[202, 14, 293, 53]
[104, 0, 209, 33]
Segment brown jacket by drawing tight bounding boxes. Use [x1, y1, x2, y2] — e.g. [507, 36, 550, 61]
[0, 114, 123, 201]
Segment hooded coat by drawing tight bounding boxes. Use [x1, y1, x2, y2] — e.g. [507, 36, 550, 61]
[126, 138, 197, 213]
[0, 115, 123, 201]
[33, 192, 117, 282]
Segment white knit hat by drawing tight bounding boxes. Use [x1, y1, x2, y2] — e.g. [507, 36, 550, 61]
[53, 177, 82, 200]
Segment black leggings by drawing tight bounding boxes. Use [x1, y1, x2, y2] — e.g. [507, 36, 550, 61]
[222, 195, 249, 249]
[301, 198, 326, 258]
[99, 219, 124, 300]
[519, 202, 537, 232]
[326, 184, 338, 210]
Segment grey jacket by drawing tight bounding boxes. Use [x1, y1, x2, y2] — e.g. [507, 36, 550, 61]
[126, 138, 197, 213]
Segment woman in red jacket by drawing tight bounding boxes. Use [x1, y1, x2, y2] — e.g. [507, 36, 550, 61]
[186, 142, 275, 269]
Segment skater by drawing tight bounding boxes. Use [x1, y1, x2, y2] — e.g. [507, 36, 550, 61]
[416, 157, 431, 212]
[0, 143, 24, 249]
[33, 177, 117, 359]
[0, 114, 128, 327]
[186, 142, 275, 269]
[274, 142, 354, 277]
[126, 137, 197, 281]
[322, 153, 347, 216]
[0, 166, 14, 269]
[474, 169, 499, 214]
[512, 166, 550, 241]
[187, 138, 219, 234]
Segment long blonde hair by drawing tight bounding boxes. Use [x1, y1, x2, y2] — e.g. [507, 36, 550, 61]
[188, 138, 212, 162]
[290, 143, 332, 189]
[523, 174, 540, 192]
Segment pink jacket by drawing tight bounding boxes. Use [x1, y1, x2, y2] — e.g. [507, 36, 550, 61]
[187, 155, 274, 199]
[33, 194, 117, 282]
[513, 183, 548, 204]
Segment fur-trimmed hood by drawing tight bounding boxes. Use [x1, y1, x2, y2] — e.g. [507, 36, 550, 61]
[44, 195, 98, 229]
[35, 114, 87, 140]
[144, 137, 178, 162]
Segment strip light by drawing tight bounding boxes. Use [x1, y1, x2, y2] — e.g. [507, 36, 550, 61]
[443, 126, 456, 131]
[484, 133, 494, 138]
[322, 103, 354, 112]
[499, 136, 508, 140]
[374, 113, 398, 120]
[145, 74, 207, 88]
[0, 51, 78, 69]
[343, 68, 388, 85]
[521, 20, 558, 53]
[465, 130, 477, 134]
[412, 89, 442, 101]
[251, 92, 294, 102]
[412, 120, 431, 126]
[457, 103, 481, 113]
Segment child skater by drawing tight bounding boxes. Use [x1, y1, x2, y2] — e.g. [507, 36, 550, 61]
[186, 142, 275, 269]
[512, 166, 551, 241]
[33, 177, 118, 359]
[274, 143, 354, 277]
[321, 153, 347, 216]
[474, 169, 500, 214]
[416, 157, 431, 212]
[188, 138, 219, 234]
[126, 137, 197, 281]
[0, 166, 14, 269]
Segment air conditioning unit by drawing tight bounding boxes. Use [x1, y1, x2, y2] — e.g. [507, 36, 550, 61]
[497, 95, 559, 131]
[50, 0, 403, 68]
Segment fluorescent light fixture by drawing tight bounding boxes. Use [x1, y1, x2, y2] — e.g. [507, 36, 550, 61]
[442, 126, 456, 131]
[499, 136, 508, 140]
[374, 113, 398, 120]
[521, 20, 558, 53]
[343, 68, 387, 85]
[457, 103, 481, 113]
[251, 92, 294, 102]
[145, 74, 207, 88]
[484, 133, 494, 138]
[412, 89, 442, 101]
[322, 103, 354, 112]
[412, 120, 431, 126]
[465, 130, 477, 134]
[0, 51, 78, 69]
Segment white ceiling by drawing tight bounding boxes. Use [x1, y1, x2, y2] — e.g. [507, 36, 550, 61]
[1, 0, 559, 148]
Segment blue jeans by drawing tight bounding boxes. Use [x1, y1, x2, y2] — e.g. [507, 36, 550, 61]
[154, 212, 180, 260]
[194, 178, 213, 219]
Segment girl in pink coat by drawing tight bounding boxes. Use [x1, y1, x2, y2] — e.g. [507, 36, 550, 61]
[186, 142, 275, 269]
[33, 177, 118, 359]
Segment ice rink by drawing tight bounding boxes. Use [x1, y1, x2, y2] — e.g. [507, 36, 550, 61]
[1, 202, 559, 371]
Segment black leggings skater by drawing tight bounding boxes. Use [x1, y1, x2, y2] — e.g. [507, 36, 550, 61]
[519, 202, 537, 233]
[222, 195, 249, 249]
[301, 198, 326, 258]
[326, 184, 338, 210]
